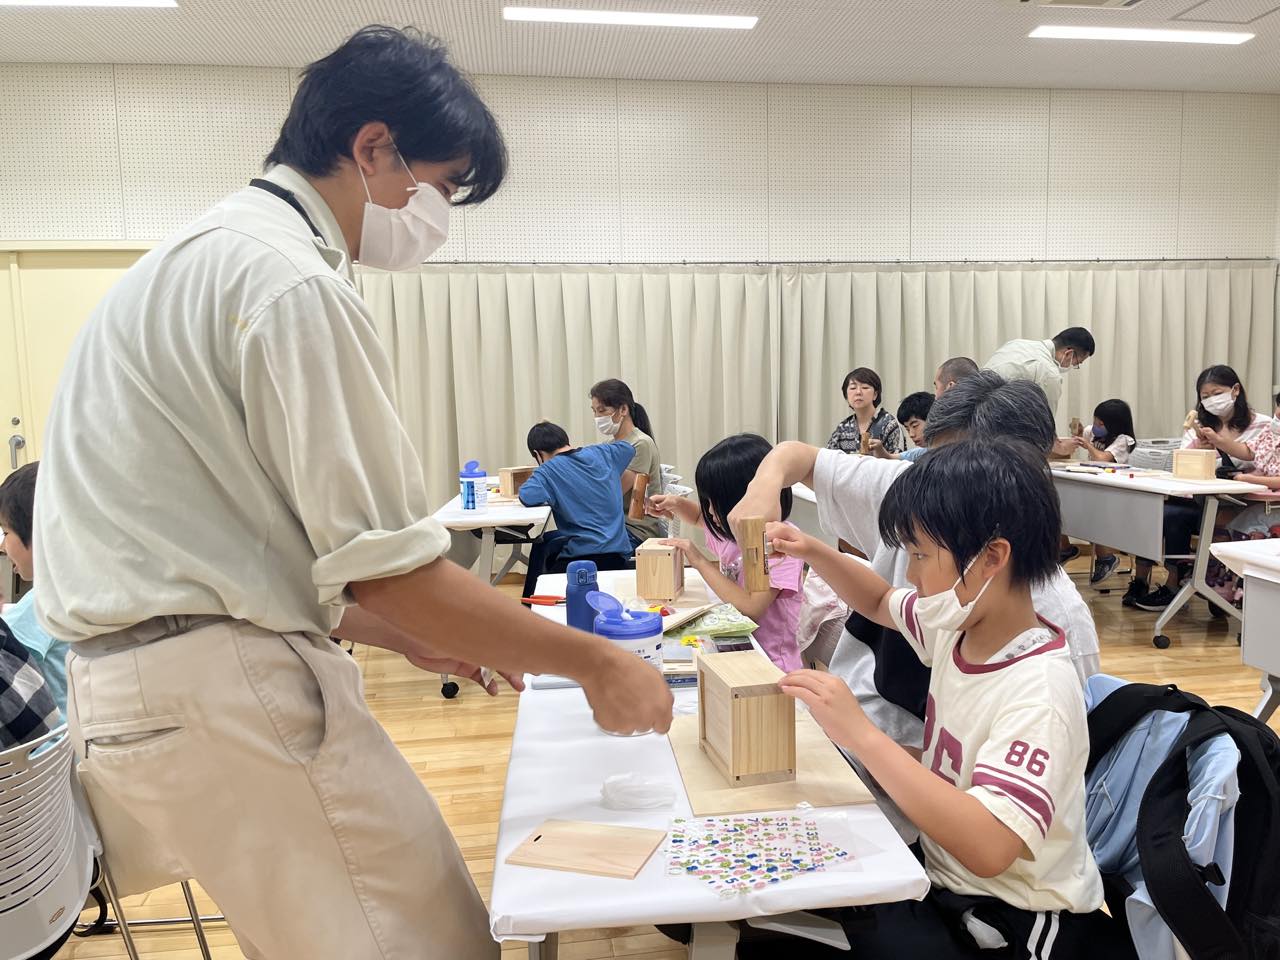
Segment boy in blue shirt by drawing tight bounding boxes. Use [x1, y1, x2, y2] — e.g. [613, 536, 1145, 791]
[0, 462, 70, 716]
[519, 422, 637, 598]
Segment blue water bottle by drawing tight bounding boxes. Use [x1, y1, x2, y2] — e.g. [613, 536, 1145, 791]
[565, 560, 598, 632]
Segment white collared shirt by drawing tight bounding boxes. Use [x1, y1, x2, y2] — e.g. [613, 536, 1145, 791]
[34, 165, 449, 641]
[983, 338, 1064, 413]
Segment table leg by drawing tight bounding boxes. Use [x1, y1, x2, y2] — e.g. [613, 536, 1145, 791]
[1155, 497, 1240, 642]
[527, 933, 558, 960]
[477, 528, 497, 582]
[689, 921, 739, 960]
[1254, 675, 1280, 723]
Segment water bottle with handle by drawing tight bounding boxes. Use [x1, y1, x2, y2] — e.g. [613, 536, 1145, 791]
[565, 560, 598, 633]
[459, 460, 487, 512]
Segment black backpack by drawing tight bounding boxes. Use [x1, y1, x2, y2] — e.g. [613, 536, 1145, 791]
[1087, 682, 1280, 960]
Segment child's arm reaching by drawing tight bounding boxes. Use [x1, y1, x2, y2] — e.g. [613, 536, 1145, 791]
[780, 670, 1025, 879]
[647, 493, 702, 526]
[766, 522, 897, 630]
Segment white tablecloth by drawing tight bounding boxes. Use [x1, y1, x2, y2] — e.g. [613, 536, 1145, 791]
[488, 569, 930, 941]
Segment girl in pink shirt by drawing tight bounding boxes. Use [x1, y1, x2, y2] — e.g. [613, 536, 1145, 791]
[647, 434, 806, 672]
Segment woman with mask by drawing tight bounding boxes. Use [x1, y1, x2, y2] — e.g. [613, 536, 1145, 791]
[590, 378, 665, 546]
[1129, 365, 1272, 611]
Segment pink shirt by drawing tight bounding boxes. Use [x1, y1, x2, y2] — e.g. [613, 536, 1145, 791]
[702, 522, 805, 672]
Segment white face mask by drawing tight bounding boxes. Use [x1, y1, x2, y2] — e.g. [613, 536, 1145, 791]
[595, 414, 620, 437]
[914, 552, 995, 634]
[357, 147, 450, 271]
[1201, 392, 1237, 417]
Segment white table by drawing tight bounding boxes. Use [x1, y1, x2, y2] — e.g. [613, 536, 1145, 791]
[1052, 468, 1265, 648]
[489, 570, 930, 959]
[432, 478, 552, 585]
[1210, 539, 1280, 722]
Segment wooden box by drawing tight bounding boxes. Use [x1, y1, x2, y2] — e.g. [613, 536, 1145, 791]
[499, 465, 537, 498]
[1172, 448, 1217, 480]
[635, 538, 685, 602]
[697, 651, 796, 788]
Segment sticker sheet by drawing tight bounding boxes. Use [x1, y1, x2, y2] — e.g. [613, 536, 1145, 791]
[665, 815, 852, 897]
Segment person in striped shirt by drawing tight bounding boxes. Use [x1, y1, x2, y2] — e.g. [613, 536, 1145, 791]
[768, 438, 1132, 958]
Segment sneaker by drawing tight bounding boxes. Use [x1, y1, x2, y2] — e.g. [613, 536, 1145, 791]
[1090, 554, 1120, 585]
[1060, 545, 1081, 565]
[1135, 584, 1176, 612]
[1121, 579, 1148, 608]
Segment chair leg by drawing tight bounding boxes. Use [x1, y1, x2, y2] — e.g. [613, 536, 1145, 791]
[181, 880, 214, 960]
[97, 857, 142, 960]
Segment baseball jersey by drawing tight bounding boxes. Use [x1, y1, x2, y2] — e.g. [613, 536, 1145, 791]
[888, 588, 1103, 914]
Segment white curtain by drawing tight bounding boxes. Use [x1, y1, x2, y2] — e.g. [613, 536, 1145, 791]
[360, 260, 1276, 508]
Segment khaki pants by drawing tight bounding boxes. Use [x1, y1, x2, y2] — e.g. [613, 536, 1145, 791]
[66, 618, 497, 960]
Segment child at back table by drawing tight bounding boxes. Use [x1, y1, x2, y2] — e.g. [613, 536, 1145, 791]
[765, 438, 1129, 958]
[647, 434, 805, 671]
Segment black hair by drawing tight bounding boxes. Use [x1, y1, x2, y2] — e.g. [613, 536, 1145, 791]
[1092, 399, 1135, 449]
[921, 370, 1056, 454]
[896, 391, 934, 426]
[841, 367, 883, 407]
[936, 356, 979, 388]
[1274, 391, 1280, 409]
[1195, 364, 1252, 433]
[695, 434, 793, 544]
[878, 438, 1059, 588]
[266, 26, 507, 205]
[0, 462, 37, 547]
[1052, 327, 1095, 358]
[527, 421, 571, 459]
[590, 379, 655, 441]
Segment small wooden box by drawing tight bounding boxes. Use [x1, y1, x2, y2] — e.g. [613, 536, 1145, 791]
[499, 465, 537, 498]
[1172, 448, 1217, 480]
[697, 651, 796, 788]
[635, 538, 685, 602]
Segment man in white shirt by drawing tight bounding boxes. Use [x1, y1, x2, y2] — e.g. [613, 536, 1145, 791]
[35, 28, 670, 960]
[983, 327, 1095, 416]
[729, 371, 1101, 751]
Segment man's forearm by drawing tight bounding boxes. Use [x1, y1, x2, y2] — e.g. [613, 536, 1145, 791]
[352, 557, 611, 681]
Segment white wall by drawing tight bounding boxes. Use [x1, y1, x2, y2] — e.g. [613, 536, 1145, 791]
[1, 63, 1279, 262]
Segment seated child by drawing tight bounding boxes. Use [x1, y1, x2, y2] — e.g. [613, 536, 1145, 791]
[0, 462, 69, 716]
[766, 438, 1128, 958]
[647, 433, 805, 671]
[517, 422, 635, 598]
[873, 391, 934, 462]
[1068, 400, 1136, 585]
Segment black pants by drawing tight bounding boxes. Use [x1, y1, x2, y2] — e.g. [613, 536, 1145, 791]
[734, 889, 1134, 959]
[1139, 498, 1202, 573]
[522, 530, 632, 597]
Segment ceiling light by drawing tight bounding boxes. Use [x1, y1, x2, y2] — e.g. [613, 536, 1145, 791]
[1030, 24, 1252, 44]
[0, 0, 177, 6]
[503, 6, 757, 29]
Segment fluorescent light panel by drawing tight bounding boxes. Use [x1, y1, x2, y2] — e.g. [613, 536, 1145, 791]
[0, 0, 176, 6]
[503, 6, 757, 29]
[1030, 24, 1252, 44]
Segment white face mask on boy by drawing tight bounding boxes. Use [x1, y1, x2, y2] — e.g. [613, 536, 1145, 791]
[914, 552, 995, 634]
[357, 146, 450, 271]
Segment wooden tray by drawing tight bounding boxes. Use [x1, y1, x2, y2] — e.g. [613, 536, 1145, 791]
[504, 819, 667, 880]
[667, 711, 874, 816]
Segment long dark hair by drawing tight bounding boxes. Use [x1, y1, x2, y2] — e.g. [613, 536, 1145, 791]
[590, 379, 655, 441]
[695, 434, 792, 544]
[1195, 365, 1252, 433]
[1092, 399, 1135, 450]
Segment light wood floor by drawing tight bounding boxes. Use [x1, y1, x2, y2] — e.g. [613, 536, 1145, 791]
[54, 558, 1276, 959]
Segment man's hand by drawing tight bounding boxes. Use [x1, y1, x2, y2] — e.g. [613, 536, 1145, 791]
[579, 646, 674, 735]
[779, 669, 873, 753]
[1050, 437, 1077, 459]
[403, 652, 525, 696]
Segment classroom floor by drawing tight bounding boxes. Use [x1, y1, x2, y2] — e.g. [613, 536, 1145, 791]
[53, 556, 1277, 960]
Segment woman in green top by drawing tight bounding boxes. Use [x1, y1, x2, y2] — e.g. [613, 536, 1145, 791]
[590, 378, 665, 548]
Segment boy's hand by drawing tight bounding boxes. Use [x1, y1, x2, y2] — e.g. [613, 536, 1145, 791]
[646, 494, 682, 519]
[779, 669, 872, 752]
[765, 521, 814, 561]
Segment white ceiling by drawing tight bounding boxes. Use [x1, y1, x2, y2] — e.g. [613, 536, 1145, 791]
[3, 0, 1280, 92]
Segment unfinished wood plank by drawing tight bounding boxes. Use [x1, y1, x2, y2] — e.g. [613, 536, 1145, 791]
[505, 820, 667, 880]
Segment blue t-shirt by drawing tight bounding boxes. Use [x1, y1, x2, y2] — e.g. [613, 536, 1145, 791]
[900, 446, 929, 462]
[3, 589, 69, 718]
[518, 442, 635, 558]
